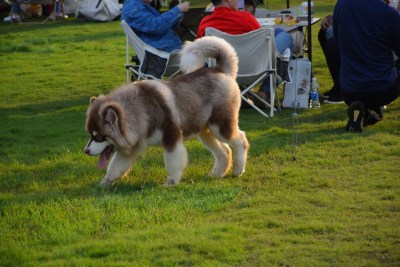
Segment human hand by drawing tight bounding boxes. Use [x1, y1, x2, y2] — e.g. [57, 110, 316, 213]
[178, 1, 190, 12]
[321, 15, 333, 31]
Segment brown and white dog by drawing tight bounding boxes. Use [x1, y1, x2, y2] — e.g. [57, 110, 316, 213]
[84, 36, 249, 187]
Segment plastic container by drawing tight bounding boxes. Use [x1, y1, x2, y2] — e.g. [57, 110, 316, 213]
[301, 1, 314, 17]
[309, 77, 320, 109]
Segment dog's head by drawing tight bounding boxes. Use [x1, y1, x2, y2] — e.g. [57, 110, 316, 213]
[84, 96, 127, 169]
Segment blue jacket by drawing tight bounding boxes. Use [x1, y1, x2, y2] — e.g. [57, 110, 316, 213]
[333, 0, 400, 93]
[121, 0, 183, 53]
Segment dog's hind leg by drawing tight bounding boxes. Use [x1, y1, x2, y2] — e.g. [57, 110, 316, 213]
[163, 141, 188, 186]
[100, 151, 136, 187]
[198, 129, 232, 177]
[209, 125, 249, 177]
[228, 129, 249, 176]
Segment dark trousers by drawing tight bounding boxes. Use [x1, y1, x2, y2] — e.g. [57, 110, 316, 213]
[342, 73, 400, 123]
[342, 74, 400, 109]
[318, 29, 341, 96]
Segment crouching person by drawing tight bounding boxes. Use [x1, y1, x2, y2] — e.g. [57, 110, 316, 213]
[333, 0, 400, 132]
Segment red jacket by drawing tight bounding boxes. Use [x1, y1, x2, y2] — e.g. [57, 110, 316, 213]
[197, 7, 261, 37]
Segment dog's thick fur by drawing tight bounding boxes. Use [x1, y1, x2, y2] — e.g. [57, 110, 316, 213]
[84, 36, 249, 187]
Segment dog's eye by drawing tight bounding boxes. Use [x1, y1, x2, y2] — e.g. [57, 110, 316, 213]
[92, 134, 105, 142]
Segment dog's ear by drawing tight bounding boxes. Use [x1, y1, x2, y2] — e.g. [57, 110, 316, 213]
[103, 106, 120, 127]
[90, 96, 97, 105]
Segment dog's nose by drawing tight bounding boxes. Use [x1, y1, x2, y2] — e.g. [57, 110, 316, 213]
[84, 148, 90, 155]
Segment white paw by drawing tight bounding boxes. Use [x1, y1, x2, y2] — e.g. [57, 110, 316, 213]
[163, 178, 178, 187]
[210, 167, 226, 178]
[100, 178, 115, 188]
[233, 166, 245, 177]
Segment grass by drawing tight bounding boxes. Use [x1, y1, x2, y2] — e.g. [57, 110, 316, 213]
[1, 0, 400, 265]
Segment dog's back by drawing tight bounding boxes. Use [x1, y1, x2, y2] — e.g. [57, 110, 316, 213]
[162, 37, 242, 138]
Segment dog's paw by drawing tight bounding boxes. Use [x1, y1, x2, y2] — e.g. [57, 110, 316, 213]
[100, 178, 115, 188]
[163, 178, 178, 187]
[210, 170, 224, 178]
[233, 166, 245, 177]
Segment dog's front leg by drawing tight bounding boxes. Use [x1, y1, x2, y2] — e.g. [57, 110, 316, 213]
[163, 142, 188, 186]
[100, 151, 136, 187]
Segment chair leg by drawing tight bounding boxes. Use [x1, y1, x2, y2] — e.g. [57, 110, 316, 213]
[241, 95, 269, 117]
[239, 73, 279, 117]
[269, 73, 275, 117]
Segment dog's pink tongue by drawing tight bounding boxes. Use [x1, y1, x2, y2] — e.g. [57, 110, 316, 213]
[98, 151, 108, 170]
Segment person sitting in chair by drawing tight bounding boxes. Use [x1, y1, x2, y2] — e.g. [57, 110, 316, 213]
[121, 0, 190, 53]
[197, 0, 259, 37]
[197, 0, 293, 107]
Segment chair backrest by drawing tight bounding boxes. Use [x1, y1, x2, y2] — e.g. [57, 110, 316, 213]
[121, 20, 171, 64]
[121, 20, 181, 80]
[205, 27, 276, 82]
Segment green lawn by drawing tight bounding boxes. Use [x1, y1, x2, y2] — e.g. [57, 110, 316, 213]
[1, 0, 400, 266]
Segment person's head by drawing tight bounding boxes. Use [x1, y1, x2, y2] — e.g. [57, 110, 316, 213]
[211, 0, 239, 10]
[244, 0, 256, 15]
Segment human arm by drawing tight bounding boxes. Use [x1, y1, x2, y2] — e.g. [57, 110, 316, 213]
[177, 2, 190, 12]
[321, 15, 332, 32]
[332, 0, 343, 46]
[122, 1, 189, 35]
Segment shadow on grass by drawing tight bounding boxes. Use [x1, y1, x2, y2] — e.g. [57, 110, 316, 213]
[0, 18, 120, 35]
[0, 20, 123, 54]
[0, 96, 89, 115]
[240, 106, 385, 157]
[0, 96, 91, 166]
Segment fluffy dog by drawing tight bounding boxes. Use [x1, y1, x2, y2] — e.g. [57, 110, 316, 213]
[84, 36, 249, 187]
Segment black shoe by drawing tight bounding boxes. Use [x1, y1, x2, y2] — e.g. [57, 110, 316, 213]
[345, 102, 365, 132]
[363, 107, 384, 126]
[322, 86, 340, 99]
[323, 95, 345, 104]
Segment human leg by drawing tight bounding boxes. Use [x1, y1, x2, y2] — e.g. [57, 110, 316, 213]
[4, 4, 21, 22]
[345, 101, 365, 132]
[274, 29, 293, 55]
[259, 29, 293, 97]
[12, 4, 21, 13]
[318, 27, 342, 103]
[342, 76, 400, 131]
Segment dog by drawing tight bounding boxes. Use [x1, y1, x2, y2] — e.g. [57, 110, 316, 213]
[84, 36, 249, 187]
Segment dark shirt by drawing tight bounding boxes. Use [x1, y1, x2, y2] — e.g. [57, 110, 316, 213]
[333, 0, 400, 93]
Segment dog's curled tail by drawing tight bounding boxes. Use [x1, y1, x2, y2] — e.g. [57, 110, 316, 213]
[179, 36, 238, 79]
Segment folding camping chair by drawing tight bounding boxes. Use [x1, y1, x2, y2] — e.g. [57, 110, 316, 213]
[205, 27, 285, 117]
[121, 20, 181, 82]
[177, 7, 208, 41]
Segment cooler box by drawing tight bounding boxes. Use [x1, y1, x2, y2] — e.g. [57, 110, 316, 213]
[282, 58, 312, 109]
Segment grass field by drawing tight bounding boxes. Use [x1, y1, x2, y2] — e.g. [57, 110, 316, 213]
[1, 0, 400, 266]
